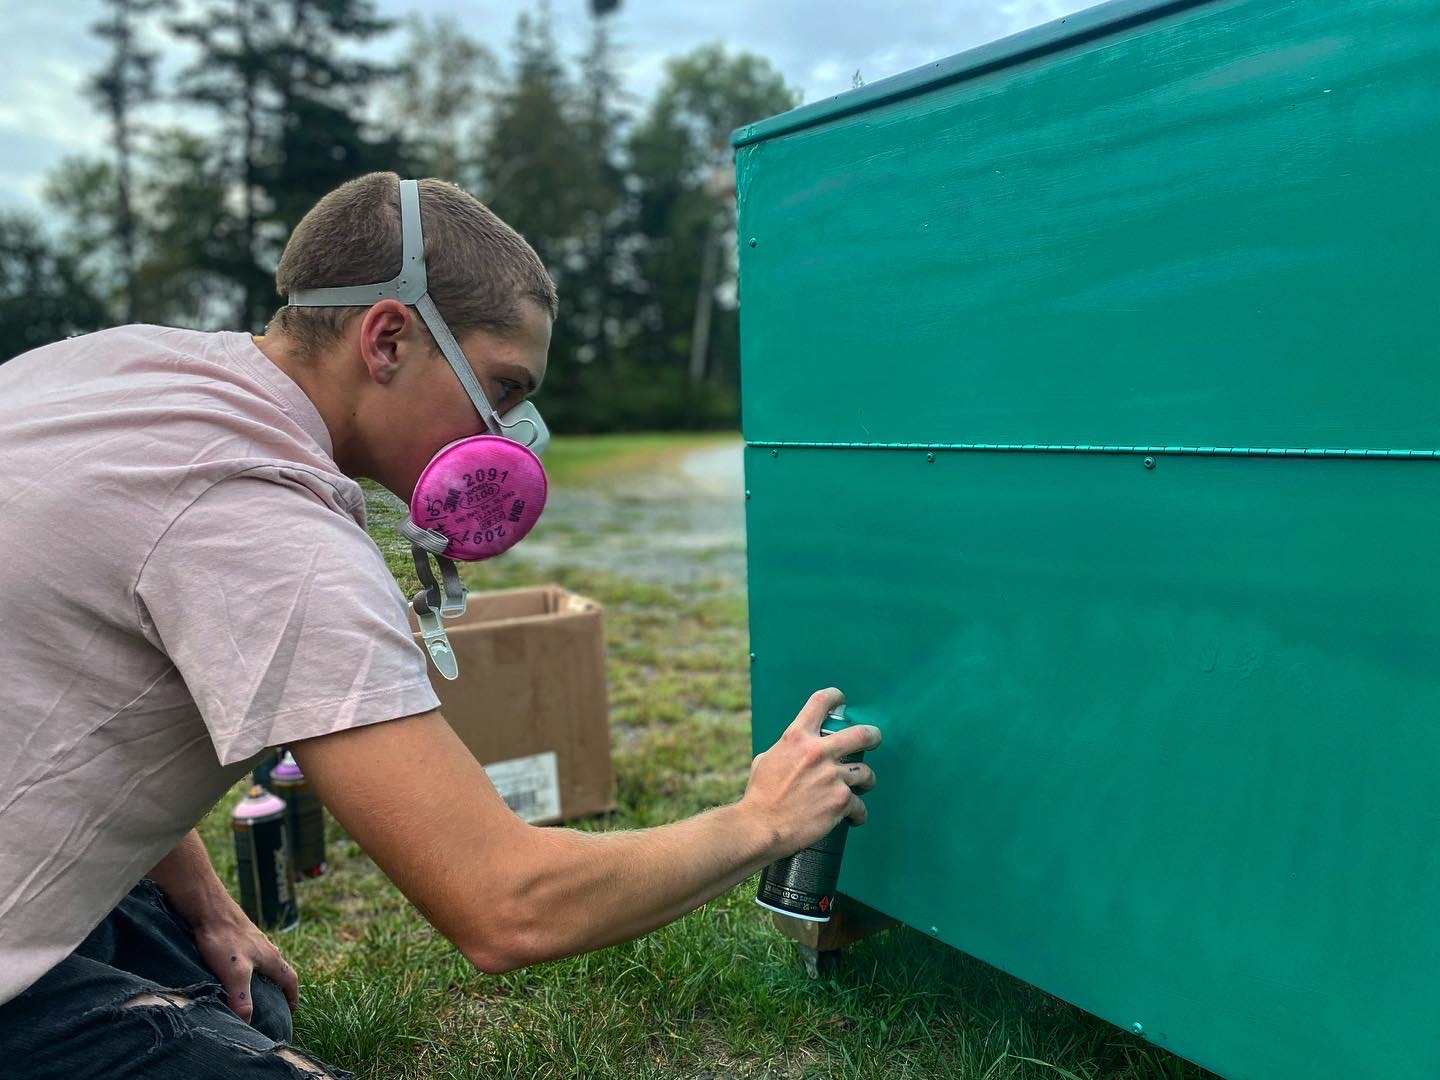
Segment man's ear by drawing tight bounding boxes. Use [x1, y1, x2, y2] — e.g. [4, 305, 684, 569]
[356, 300, 413, 385]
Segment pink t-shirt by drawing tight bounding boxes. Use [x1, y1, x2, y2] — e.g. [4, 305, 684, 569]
[0, 326, 440, 1004]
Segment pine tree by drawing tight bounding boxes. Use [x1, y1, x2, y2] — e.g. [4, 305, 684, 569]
[171, 0, 279, 329]
[0, 213, 109, 361]
[481, 5, 596, 429]
[87, 0, 162, 323]
[135, 129, 248, 328]
[264, 0, 409, 238]
[482, 6, 580, 238]
[172, 0, 404, 330]
[570, 14, 629, 381]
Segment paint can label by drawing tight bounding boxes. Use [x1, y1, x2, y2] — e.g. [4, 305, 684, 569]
[233, 808, 299, 931]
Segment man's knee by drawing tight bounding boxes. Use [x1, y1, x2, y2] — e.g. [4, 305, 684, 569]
[122, 981, 290, 1043]
[119, 984, 340, 1077]
[118, 986, 216, 1039]
[276, 1047, 334, 1077]
[248, 974, 294, 1044]
[122, 991, 189, 1009]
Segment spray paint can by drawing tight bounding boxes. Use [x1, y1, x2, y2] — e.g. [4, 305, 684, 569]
[231, 785, 299, 931]
[755, 706, 865, 922]
[269, 752, 327, 880]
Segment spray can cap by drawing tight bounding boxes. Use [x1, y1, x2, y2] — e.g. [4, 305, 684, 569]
[271, 751, 303, 782]
[233, 785, 287, 820]
[821, 703, 851, 734]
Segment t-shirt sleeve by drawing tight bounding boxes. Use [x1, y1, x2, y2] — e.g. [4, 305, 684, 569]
[135, 471, 441, 766]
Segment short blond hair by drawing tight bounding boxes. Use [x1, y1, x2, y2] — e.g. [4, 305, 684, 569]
[270, 173, 558, 354]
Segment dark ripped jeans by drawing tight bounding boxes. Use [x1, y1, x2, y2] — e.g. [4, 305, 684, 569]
[0, 880, 349, 1079]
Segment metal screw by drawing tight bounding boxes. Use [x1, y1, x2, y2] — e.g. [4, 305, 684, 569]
[1143, 456, 1156, 470]
[749, 652, 757, 663]
[745, 489, 751, 500]
[1132, 1022, 1145, 1036]
[771, 449, 778, 458]
[926, 452, 935, 463]
[748, 237, 758, 248]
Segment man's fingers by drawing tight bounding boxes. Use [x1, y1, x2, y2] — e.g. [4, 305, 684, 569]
[842, 762, 876, 793]
[845, 791, 868, 827]
[787, 687, 845, 737]
[273, 960, 299, 1011]
[825, 723, 881, 760]
[255, 952, 299, 1011]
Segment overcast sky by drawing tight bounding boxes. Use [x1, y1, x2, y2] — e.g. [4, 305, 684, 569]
[0, 0, 1088, 215]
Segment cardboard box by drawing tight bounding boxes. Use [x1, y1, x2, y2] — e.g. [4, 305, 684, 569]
[410, 586, 614, 825]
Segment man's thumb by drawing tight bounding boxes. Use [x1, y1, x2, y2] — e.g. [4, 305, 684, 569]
[222, 968, 255, 1022]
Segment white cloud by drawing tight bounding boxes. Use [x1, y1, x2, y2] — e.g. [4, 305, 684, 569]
[999, 0, 1081, 28]
[0, 64, 108, 149]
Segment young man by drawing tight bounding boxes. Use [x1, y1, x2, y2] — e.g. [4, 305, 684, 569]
[0, 172, 879, 1077]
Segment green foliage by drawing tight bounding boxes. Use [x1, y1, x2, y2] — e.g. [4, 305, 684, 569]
[648, 44, 800, 169]
[134, 130, 248, 327]
[0, 213, 109, 363]
[479, 6, 630, 434]
[482, 7, 584, 240]
[44, 134, 245, 328]
[42, 156, 125, 314]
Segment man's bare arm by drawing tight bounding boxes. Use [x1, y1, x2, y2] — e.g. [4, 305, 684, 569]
[290, 688, 877, 973]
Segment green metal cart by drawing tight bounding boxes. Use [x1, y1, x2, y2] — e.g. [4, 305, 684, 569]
[737, 1, 1440, 1076]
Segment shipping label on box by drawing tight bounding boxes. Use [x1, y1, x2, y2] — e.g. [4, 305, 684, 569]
[484, 750, 562, 823]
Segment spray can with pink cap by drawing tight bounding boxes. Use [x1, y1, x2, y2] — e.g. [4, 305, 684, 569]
[231, 785, 299, 931]
[269, 752, 327, 879]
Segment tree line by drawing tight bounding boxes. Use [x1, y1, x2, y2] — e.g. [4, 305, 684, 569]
[0, 0, 800, 431]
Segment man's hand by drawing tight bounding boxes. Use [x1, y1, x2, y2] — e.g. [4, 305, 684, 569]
[189, 904, 299, 1022]
[740, 688, 881, 855]
[147, 829, 298, 1022]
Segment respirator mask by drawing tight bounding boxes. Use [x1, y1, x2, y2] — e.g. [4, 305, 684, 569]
[288, 178, 548, 681]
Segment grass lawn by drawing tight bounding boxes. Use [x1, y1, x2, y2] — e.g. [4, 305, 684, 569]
[536, 431, 739, 488]
[198, 434, 1217, 1080]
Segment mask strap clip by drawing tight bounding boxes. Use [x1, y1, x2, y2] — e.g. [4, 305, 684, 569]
[412, 601, 458, 682]
[406, 526, 469, 681]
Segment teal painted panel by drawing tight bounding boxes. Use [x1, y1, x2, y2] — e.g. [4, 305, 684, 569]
[735, 0, 1440, 451]
[738, 3, 1440, 1074]
[745, 446, 1440, 1080]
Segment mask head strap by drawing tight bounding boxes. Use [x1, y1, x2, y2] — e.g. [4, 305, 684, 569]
[288, 179, 507, 437]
